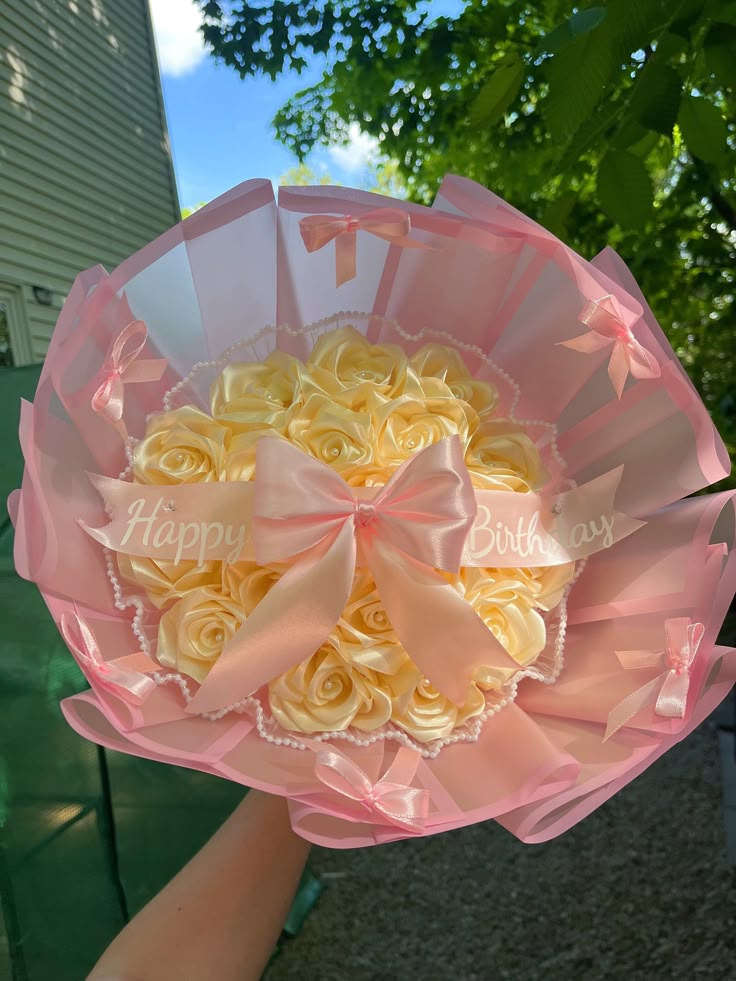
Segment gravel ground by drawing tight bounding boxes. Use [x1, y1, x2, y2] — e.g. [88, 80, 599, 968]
[267, 711, 736, 981]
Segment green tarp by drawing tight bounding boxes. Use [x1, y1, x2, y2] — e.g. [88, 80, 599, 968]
[0, 366, 320, 979]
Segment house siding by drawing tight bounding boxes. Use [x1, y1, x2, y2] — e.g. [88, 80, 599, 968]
[0, 0, 180, 363]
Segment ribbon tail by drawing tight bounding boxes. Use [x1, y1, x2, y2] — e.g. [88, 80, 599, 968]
[603, 675, 663, 741]
[366, 537, 520, 707]
[335, 231, 357, 286]
[607, 341, 630, 399]
[185, 521, 357, 715]
[654, 670, 690, 718]
[556, 332, 611, 354]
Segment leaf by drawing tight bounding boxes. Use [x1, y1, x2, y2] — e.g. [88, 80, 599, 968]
[628, 129, 662, 158]
[704, 24, 736, 89]
[537, 6, 608, 55]
[630, 62, 682, 136]
[541, 191, 577, 236]
[667, 0, 708, 38]
[596, 150, 653, 228]
[471, 62, 524, 126]
[544, 30, 616, 137]
[678, 95, 728, 164]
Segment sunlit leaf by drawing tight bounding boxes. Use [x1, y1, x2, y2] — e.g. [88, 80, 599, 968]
[470, 63, 524, 126]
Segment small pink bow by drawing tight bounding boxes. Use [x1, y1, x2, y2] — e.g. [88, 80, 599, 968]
[557, 295, 661, 399]
[314, 745, 429, 833]
[185, 436, 517, 715]
[604, 617, 705, 741]
[298, 208, 425, 286]
[91, 321, 167, 440]
[61, 609, 157, 705]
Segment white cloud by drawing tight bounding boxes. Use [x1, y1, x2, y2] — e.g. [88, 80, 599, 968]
[327, 123, 379, 173]
[149, 0, 207, 77]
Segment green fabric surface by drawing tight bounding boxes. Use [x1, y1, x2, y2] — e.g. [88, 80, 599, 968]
[0, 366, 319, 979]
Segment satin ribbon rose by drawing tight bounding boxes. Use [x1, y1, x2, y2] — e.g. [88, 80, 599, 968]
[222, 561, 283, 612]
[510, 562, 577, 612]
[338, 569, 397, 644]
[133, 406, 229, 484]
[222, 431, 288, 482]
[465, 419, 548, 492]
[268, 638, 398, 734]
[156, 563, 283, 682]
[210, 352, 302, 434]
[410, 342, 500, 416]
[157, 586, 246, 683]
[373, 395, 478, 467]
[286, 393, 374, 475]
[457, 567, 548, 670]
[116, 553, 223, 609]
[303, 325, 420, 410]
[389, 670, 487, 743]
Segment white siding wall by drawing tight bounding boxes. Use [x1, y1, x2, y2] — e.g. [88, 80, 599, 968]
[0, 0, 180, 362]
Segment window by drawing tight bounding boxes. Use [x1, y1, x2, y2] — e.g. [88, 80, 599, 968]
[0, 302, 14, 367]
[0, 284, 32, 366]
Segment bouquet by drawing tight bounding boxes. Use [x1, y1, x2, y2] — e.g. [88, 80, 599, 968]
[10, 175, 736, 847]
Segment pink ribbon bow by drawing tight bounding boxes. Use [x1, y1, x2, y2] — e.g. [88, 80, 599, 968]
[91, 321, 167, 440]
[185, 436, 517, 715]
[61, 609, 157, 705]
[604, 617, 705, 741]
[313, 745, 429, 834]
[557, 294, 661, 399]
[298, 208, 426, 286]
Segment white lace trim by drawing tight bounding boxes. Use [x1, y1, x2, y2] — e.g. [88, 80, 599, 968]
[102, 315, 577, 759]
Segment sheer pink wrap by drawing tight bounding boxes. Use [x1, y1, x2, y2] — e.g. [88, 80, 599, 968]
[10, 175, 736, 848]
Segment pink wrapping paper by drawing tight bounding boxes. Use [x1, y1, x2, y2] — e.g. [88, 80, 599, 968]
[9, 175, 736, 848]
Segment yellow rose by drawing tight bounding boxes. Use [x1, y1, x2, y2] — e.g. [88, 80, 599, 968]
[465, 419, 547, 492]
[287, 393, 373, 474]
[223, 560, 282, 612]
[459, 567, 546, 667]
[116, 553, 223, 608]
[268, 638, 393, 734]
[133, 406, 228, 484]
[505, 562, 576, 612]
[305, 325, 418, 409]
[410, 342, 499, 416]
[374, 395, 478, 467]
[389, 672, 486, 743]
[210, 352, 301, 433]
[338, 569, 397, 643]
[156, 586, 245, 683]
[222, 431, 287, 482]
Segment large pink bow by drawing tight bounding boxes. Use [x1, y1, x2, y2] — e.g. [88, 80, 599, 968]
[61, 609, 157, 705]
[91, 321, 167, 439]
[185, 436, 517, 715]
[557, 294, 661, 399]
[604, 617, 705, 741]
[298, 208, 425, 286]
[313, 745, 429, 833]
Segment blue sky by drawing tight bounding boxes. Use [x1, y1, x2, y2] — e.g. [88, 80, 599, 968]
[148, 0, 463, 210]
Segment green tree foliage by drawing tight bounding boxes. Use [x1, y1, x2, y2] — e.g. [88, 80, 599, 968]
[198, 1, 736, 478]
[280, 158, 408, 196]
